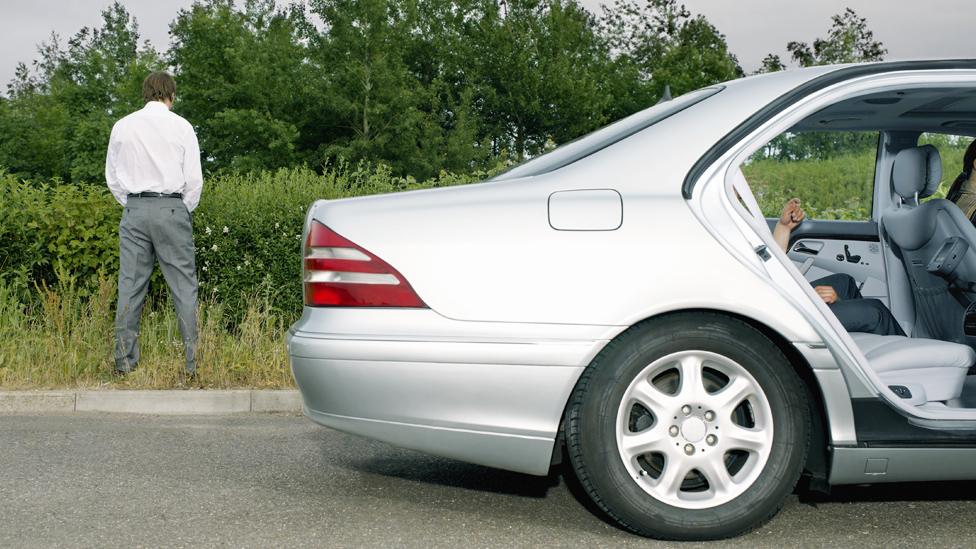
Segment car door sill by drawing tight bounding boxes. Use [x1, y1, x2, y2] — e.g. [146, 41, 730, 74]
[829, 446, 976, 484]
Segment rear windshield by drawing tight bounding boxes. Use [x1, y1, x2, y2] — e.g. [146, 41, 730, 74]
[491, 86, 723, 181]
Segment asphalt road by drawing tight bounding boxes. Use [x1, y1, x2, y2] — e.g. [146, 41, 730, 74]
[1, 414, 974, 548]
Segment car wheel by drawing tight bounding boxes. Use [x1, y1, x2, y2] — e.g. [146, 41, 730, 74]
[564, 312, 810, 540]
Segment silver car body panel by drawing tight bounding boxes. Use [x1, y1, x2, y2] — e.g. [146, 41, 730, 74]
[830, 447, 976, 484]
[290, 63, 976, 478]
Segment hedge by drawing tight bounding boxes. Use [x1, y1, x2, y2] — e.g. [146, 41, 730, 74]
[0, 163, 482, 323]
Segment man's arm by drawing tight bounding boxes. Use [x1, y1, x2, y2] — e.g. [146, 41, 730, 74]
[182, 124, 203, 212]
[773, 198, 804, 253]
[105, 123, 127, 206]
[772, 222, 791, 253]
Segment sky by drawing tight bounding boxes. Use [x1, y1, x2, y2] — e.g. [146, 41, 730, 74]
[0, 0, 972, 88]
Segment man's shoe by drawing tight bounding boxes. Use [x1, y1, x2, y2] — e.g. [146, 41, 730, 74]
[178, 369, 199, 387]
[112, 368, 131, 378]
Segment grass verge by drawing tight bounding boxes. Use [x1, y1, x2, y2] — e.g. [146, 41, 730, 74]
[0, 275, 293, 389]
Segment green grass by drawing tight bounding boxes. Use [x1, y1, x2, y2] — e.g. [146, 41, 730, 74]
[0, 275, 292, 389]
[743, 144, 971, 220]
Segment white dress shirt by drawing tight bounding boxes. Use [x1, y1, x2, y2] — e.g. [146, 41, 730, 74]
[105, 101, 203, 211]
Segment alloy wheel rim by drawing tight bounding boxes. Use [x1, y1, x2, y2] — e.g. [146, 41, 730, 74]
[614, 350, 774, 509]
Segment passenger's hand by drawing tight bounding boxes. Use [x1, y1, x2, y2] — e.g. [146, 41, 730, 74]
[778, 198, 805, 230]
[814, 285, 838, 304]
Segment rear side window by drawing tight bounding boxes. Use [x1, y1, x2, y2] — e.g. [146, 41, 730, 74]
[741, 131, 879, 220]
[492, 87, 723, 181]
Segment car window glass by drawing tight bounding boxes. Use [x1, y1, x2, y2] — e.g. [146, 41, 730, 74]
[740, 131, 879, 220]
[918, 132, 975, 201]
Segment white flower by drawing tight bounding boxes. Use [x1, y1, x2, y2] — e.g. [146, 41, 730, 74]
[205, 226, 212, 235]
[274, 222, 280, 229]
[244, 260, 250, 267]
[222, 226, 229, 234]
[202, 266, 208, 272]
[236, 265, 242, 270]
[211, 244, 218, 252]
[295, 234, 301, 240]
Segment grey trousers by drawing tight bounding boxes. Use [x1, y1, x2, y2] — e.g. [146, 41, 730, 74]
[114, 196, 198, 373]
[812, 273, 906, 337]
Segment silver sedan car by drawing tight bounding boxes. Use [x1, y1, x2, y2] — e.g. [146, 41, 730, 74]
[288, 59, 976, 540]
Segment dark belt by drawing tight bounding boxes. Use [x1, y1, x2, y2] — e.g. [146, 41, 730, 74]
[128, 192, 183, 199]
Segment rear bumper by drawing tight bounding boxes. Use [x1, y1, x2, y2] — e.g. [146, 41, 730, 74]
[287, 308, 616, 475]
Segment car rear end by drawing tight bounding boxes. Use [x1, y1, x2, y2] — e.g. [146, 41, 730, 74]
[286, 185, 609, 475]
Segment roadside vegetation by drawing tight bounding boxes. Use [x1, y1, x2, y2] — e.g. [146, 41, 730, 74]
[0, 165, 480, 389]
[5, 141, 971, 389]
[745, 134, 970, 220]
[2, 1, 937, 389]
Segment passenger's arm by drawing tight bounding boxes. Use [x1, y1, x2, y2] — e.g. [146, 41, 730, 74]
[773, 198, 804, 253]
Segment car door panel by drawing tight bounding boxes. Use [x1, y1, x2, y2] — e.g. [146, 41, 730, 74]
[766, 219, 889, 303]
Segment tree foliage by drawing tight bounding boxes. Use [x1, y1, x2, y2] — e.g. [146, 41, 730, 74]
[598, 0, 742, 120]
[756, 53, 786, 74]
[0, 3, 161, 182]
[753, 8, 886, 160]
[787, 8, 886, 67]
[0, 1, 888, 183]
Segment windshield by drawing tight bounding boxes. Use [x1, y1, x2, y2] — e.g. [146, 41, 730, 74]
[491, 87, 724, 181]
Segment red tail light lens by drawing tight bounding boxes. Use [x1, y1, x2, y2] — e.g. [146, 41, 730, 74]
[303, 220, 427, 308]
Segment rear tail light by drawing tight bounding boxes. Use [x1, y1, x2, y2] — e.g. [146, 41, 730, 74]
[303, 220, 427, 308]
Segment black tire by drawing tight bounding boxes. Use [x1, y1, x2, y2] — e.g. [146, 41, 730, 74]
[564, 312, 811, 540]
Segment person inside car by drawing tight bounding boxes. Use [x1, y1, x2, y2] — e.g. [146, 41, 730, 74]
[774, 198, 906, 336]
[945, 139, 976, 222]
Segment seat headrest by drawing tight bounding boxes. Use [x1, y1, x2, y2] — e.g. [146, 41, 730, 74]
[891, 145, 942, 200]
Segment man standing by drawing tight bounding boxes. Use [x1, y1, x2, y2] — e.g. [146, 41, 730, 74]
[105, 71, 203, 379]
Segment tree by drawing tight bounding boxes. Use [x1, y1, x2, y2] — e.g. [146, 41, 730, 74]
[756, 53, 786, 74]
[0, 92, 71, 180]
[0, 0, 742, 181]
[598, 0, 742, 121]
[787, 8, 886, 67]
[0, 2, 162, 182]
[169, 0, 312, 172]
[305, 0, 438, 175]
[467, 0, 613, 160]
[752, 9, 888, 162]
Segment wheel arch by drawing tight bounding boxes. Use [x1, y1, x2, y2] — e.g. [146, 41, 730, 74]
[554, 307, 832, 487]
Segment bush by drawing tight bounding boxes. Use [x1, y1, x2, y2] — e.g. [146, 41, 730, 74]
[0, 171, 121, 297]
[743, 152, 877, 220]
[743, 144, 972, 220]
[0, 163, 485, 323]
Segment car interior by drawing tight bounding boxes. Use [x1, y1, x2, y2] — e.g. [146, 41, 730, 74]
[741, 86, 976, 414]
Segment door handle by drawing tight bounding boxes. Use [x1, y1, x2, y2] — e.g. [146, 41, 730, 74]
[793, 241, 823, 255]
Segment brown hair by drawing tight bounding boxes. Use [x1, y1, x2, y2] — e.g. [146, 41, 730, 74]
[946, 138, 976, 204]
[142, 71, 176, 103]
[964, 139, 976, 178]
